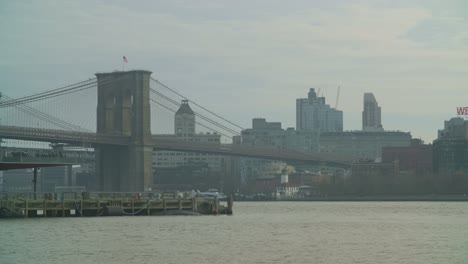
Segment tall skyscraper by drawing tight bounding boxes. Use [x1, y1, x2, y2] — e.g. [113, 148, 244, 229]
[296, 88, 343, 132]
[362, 93, 383, 131]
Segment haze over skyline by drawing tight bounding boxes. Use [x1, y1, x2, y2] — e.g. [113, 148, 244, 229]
[1, 0, 467, 142]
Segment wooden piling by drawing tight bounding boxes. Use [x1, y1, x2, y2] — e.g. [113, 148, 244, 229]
[191, 198, 197, 212]
[227, 194, 233, 215]
[25, 200, 28, 218]
[147, 200, 151, 216]
[213, 198, 218, 215]
[62, 200, 65, 217]
[43, 200, 47, 217]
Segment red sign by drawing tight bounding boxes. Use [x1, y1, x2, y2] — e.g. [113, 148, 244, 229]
[457, 107, 468, 115]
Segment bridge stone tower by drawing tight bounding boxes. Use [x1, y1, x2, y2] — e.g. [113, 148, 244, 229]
[95, 70, 153, 192]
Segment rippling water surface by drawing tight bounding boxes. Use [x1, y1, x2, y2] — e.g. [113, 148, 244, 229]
[1, 202, 468, 264]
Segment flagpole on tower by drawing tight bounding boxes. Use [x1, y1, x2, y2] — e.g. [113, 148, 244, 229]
[122, 56, 128, 71]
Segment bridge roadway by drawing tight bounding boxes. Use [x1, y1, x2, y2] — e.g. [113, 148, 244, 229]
[0, 145, 95, 170]
[0, 125, 353, 168]
[1, 146, 94, 163]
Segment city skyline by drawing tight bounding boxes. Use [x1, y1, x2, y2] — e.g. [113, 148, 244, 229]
[1, 1, 467, 143]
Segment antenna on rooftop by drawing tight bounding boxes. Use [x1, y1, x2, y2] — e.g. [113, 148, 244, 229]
[335, 86, 341, 110]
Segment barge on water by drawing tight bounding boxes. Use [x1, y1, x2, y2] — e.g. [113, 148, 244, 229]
[0, 192, 233, 218]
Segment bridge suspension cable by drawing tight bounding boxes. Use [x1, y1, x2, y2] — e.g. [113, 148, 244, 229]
[150, 77, 244, 130]
[0, 78, 97, 108]
[150, 99, 234, 139]
[150, 88, 240, 136]
[0, 75, 131, 134]
[0, 94, 91, 132]
[0, 74, 131, 108]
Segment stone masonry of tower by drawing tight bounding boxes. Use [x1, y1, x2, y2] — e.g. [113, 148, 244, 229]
[95, 70, 153, 192]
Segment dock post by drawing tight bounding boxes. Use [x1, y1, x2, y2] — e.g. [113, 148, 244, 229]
[213, 198, 218, 215]
[178, 199, 182, 210]
[33, 168, 38, 200]
[147, 200, 151, 216]
[227, 194, 233, 215]
[163, 199, 166, 212]
[24, 200, 28, 218]
[62, 199, 65, 217]
[131, 200, 135, 215]
[43, 200, 47, 217]
[191, 198, 197, 212]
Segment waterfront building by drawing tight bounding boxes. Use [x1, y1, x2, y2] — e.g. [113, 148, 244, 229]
[239, 118, 321, 188]
[152, 100, 224, 189]
[382, 139, 432, 173]
[253, 176, 300, 199]
[241, 118, 320, 153]
[40, 166, 71, 192]
[238, 118, 285, 189]
[433, 117, 468, 175]
[296, 88, 343, 132]
[2, 169, 33, 192]
[320, 131, 412, 162]
[350, 162, 399, 195]
[362, 93, 383, 131]
[2, 166, 73, 192]
[437, 117, 468, 140]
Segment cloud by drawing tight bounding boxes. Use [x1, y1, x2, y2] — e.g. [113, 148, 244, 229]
[403, 17, 468, 49]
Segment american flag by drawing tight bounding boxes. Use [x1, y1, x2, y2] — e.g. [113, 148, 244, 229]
[123, 56, 128, 63]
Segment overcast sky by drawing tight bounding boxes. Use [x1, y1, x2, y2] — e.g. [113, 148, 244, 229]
[1, 0, 467, 142]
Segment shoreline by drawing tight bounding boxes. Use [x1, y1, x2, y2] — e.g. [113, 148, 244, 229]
[236, 195, 468, 202]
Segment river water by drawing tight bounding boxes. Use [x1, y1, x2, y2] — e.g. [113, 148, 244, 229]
[1, 202, 468, 264]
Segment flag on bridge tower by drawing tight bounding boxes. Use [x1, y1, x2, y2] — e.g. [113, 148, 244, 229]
[123, 56, 128, 63]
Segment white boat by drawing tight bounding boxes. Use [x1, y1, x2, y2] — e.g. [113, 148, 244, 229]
[196, 189, 227, 200]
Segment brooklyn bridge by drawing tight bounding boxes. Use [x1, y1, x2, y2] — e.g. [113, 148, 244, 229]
[0, 70, 353, 192]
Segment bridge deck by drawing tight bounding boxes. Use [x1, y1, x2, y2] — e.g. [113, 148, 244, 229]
[0, 125, 354, 167]
[0, 162, 75, 170]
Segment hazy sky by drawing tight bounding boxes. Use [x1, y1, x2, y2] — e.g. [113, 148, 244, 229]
[1, 0, 467, 142]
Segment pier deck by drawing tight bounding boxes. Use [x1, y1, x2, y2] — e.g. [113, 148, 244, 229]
[0, 192, 233, 218]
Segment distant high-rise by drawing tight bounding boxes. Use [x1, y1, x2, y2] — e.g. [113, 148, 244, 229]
[433, 117, 468, 174]
[154, 100, 223, 189]
[174, 99, 195, 136]
[362, 93, 383, 131]
[296, 88, 343, 132]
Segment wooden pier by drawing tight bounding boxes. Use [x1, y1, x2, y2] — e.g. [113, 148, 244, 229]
[0, 192, 233, 218]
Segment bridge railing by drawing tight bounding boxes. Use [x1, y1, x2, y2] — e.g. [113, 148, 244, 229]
[0, 191, 193, 201]
[0, 147, 95, 164]
[0, 125, 130, 146]
[1, 156, 94, 163]
[153, 137, 355, 166]
[0, 192, 57, 200]
[0, 125, 354, 165]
